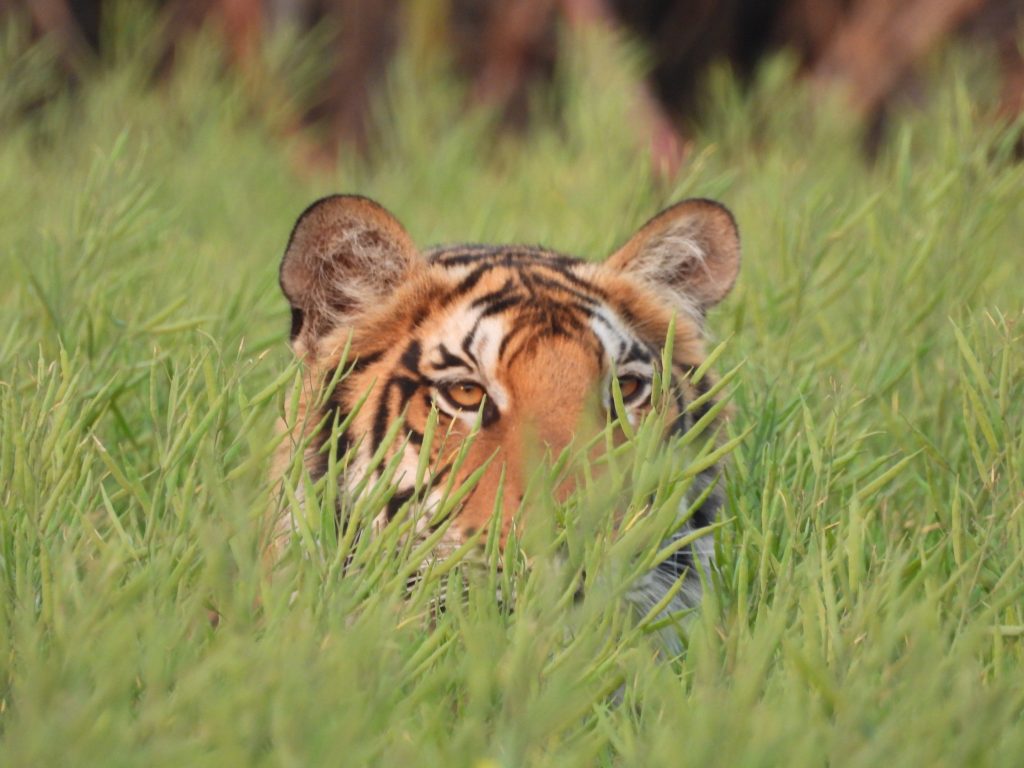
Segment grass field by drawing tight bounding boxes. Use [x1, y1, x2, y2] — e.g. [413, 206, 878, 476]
[2, 16, 1023, 767]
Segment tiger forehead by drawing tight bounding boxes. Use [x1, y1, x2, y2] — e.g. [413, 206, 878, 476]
[427, 244, 605, 301]
[426, 243, 586, 268]
[417, 245, 623, 368]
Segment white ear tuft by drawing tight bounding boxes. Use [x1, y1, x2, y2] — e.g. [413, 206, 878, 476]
[606, 198, 741, 316]
[279, 195, 421, 346]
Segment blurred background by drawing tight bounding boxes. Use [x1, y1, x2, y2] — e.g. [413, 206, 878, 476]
[3, 6, 1024, 765]
[6, 0, 1022, 177]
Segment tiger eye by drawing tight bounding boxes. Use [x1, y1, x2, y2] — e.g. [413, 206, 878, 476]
[616, 375, 643, 401]
[445, 381, 486, 409]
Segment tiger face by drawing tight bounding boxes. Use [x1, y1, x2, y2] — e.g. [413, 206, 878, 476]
[274, 195, 740, 617]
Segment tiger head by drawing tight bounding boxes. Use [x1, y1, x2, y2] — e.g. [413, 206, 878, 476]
[274, 194, 739, 603]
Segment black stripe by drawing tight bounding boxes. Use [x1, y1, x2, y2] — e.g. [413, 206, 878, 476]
[688, 470, 723, 529]
[670, 384, 689, 436]
[528, 267, 606, 301]
[385, 488, 416, 521]
[350, 350, 384, 374]
[612, 303, 643, 332]
[658, 546, 694, 578]
[310, 352, 383, 481]
[371, 375, 419, 449]
[432, 248, 580, 269]
[432, 343, 472, 373]
[310, 366, 351, 482]
[400, 340, 422, 373]
[289, 307, 304, 340]
[622, 342, 653, 366]
[482, 399, 500, 427]
[426, 245, 497, 263]
[461, 323, 482, 367]
[496, 321, 533, 362]
[689, 374, 713, 426]
[480, 295, 524, 318]
[590, 312, 626, 350]
[312, 401, 350, 482]
[469, 278, 516, 308]
[442, 264, 492, 304]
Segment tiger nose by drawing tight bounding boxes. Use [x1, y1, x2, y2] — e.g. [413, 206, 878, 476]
[451, 404, 595, 546]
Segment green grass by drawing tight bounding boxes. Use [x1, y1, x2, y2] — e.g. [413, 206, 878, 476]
[2, 15, 1024, 766]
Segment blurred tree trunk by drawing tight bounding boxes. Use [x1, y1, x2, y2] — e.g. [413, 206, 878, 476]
[812, 0, 987, 118]
[315, 0, 398, 154]
[220, 0, 263, 66]
[463, 0, 558, 127]
[22, 0, 92, 71]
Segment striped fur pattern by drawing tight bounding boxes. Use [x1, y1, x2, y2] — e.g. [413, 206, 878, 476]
[273, 194, 741, 623]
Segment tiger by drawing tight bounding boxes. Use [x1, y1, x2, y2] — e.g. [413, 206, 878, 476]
[271, 193, 740, 627]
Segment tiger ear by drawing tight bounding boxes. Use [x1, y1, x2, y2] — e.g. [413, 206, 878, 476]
[606, 198, 740, 316]
[280, 195, 422, 348]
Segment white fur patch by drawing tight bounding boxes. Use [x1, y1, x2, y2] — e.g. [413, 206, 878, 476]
[588, 308, 656, 421]
[631, 226, 708, 323]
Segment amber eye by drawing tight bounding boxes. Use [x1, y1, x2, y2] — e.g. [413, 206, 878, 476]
[616, 375, 645, 402]
[442, 381, 487, 409]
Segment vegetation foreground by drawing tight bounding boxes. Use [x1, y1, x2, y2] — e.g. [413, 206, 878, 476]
[1, 20, 1023, 767]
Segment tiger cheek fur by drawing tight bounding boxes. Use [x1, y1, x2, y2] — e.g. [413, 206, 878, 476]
[273, 193, 740, 629]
